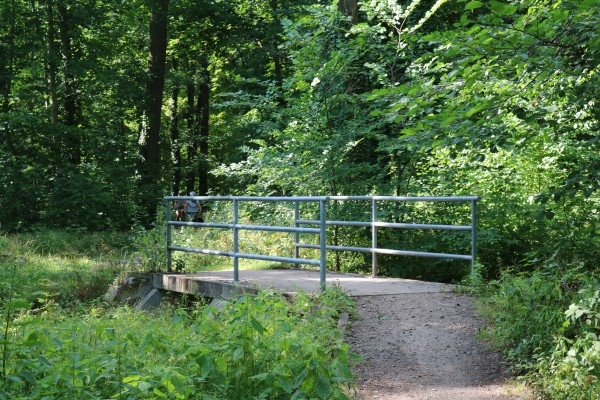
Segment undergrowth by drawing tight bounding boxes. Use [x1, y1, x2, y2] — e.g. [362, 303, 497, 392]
[474, 262, 600, 399]
[1, 290, 357, 399]
[1, 229, 360, 399]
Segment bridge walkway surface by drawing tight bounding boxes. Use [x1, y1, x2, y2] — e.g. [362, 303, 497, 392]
[108, 269, 452, 309]
[153, 268, 452, 298]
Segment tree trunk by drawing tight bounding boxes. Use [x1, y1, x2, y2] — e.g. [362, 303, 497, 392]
[139, 0, 170, 224]
[45, 0, 59, 124]
[170, 82, 181, 196]
[197, 58, 210, 196]
[57, 2, 80, 164]
[184, 81, 197, 193]
[1, 0, 16, 155]
[270, 0, 286, 107]
[338, 0, 359, 24]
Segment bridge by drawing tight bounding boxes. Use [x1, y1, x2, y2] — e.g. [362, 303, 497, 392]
[110, 196, 478, 308]
[109, 269, 454, 309]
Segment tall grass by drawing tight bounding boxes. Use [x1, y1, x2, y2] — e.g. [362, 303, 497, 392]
[0, 230, 129, 307]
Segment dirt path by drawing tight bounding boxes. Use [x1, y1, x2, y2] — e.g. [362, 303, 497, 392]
[346, 292, 529, 400]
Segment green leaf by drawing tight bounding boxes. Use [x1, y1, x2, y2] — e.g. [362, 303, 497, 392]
[5, 299, 30, 309]
[197, 355, 211, 378]
[123, 375, 143, 383]
[465, 105, 483, 117]
[250, 316, 266, 334]
[314, 375, 331, 398]
[233, 347, 244, 361]
[277, 376, 293, 393]
[293, 368, 308, 389]
[400, 128, 416, 136]
[465, 1, 483, 10]
[290, 389, 307, 400]
[578, 0, 597, 9]
[333, 361, 353, 379]
[490, 0, 518, 16]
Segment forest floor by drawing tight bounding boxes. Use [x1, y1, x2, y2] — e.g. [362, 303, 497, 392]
[345, 292, 532, 400]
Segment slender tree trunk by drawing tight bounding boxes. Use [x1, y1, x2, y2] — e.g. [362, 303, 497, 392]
[185, 81, 197, 193]
[139, 0, 170, 224]
[270, 0, 286, 107]
[57, 3, 80, 164]
[197, 58, 210, 196]
[0, 0, 14, 114]
[338, 0, 358, 24]
[170, 82, 181, 196]
[1, 0, 15, 155]
[45, 0, 59, 123]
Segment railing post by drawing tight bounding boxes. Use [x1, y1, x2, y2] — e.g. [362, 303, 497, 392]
[233, 199, 239, 282]
[371, 198, 378, 277]
[471, 198, 478, 276]
[319, 199, 327, 291]
[166, 198, 172, 272]
[294, 201, 300, 269]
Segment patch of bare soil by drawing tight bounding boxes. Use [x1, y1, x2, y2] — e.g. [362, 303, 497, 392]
[346, 292, 529, 400]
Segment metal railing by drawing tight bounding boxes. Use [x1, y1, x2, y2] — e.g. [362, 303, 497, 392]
[165, 196, 329, 289]
[164, 195, 479, 289]
[294, 196, 479, 277]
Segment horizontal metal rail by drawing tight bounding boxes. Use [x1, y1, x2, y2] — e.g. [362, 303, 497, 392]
[169, 220, 320, 234]
[169, 245, 321, 266]
[166, 195, 478, 202]
[165, 195, 330, 202]
[297, 219, 472, 231]
[296, 243, 472, 260]
[169, 246, 234, 257]
[328, 195, 479, 202]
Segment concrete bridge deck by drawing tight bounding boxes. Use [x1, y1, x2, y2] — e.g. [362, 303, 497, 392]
[109, 269, 454, 309]
[168, 269, 453, 296]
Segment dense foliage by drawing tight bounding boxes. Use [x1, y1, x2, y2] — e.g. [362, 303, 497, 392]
[475, 267, 600, 398]
[0, 232, 356, 399]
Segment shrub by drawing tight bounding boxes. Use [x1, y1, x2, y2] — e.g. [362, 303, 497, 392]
[533, 288, 600, 399]
[479, 265, 600, 399]
[1, 289, 357, 399]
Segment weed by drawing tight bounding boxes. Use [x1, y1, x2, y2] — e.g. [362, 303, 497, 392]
[0, 229, 359, 399]
[479, 264, 600, 399]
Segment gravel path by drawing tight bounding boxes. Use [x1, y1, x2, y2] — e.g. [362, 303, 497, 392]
[346, 292, 530, 400]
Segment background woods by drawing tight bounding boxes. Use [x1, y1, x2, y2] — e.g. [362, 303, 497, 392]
[0, 0, 598, 277]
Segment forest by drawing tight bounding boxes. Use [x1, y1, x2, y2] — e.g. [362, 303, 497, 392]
[1, 0, 599, 398]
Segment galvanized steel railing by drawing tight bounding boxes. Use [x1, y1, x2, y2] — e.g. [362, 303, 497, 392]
[164, 195, 479, 288]
[165, 196, 329, 288]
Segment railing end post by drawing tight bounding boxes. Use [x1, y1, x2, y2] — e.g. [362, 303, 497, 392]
[166, 198, 172, 272]
[319, 199, 327, 290]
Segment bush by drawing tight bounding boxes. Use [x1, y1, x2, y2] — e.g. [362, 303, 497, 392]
[479, 264, 600, 399]
[1, 289, 357, 399]
[533, 288, 600, 399]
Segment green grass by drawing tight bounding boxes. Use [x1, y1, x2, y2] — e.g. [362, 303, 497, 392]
[1, 229, 359, 399]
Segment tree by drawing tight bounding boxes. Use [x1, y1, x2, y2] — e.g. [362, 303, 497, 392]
[364, 0, 599, 270]
[139, 0, 170, 224]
